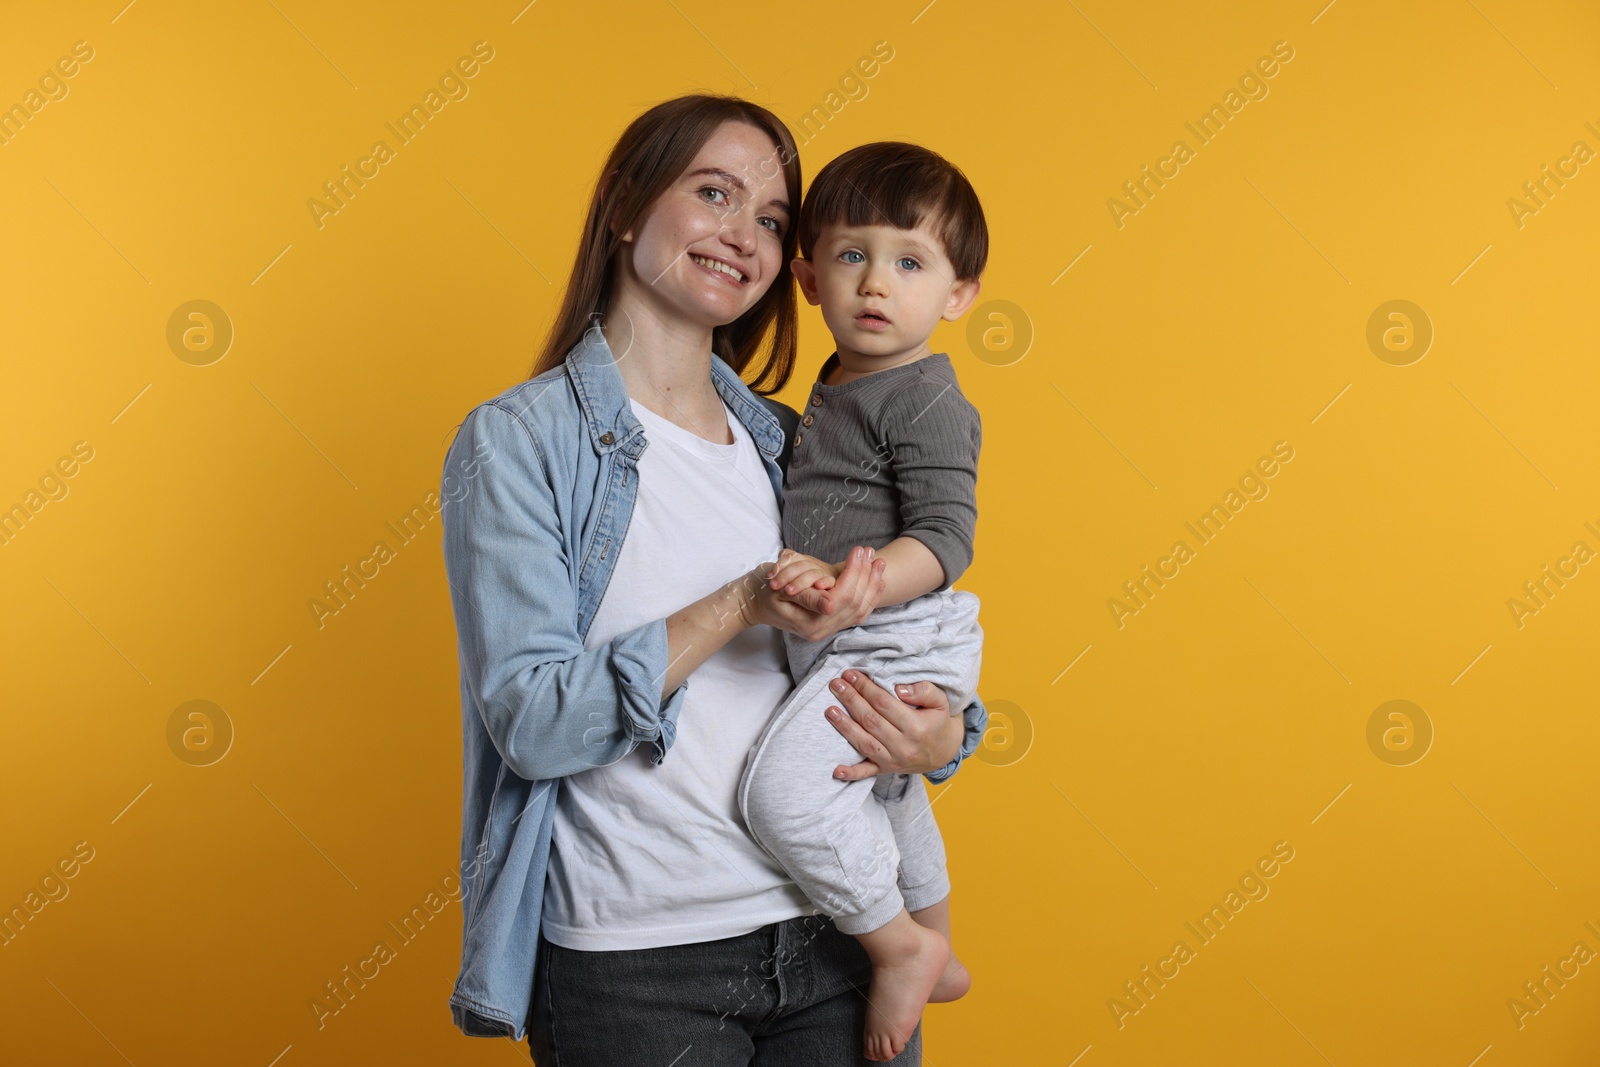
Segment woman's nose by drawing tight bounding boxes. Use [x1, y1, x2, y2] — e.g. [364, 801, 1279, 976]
[718, 208, 758, 253]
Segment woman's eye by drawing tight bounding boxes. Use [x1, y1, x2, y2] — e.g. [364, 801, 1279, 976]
[699, 187, 729, 205]
[897, 257, 920, 271]
[759, 216, 782, 234]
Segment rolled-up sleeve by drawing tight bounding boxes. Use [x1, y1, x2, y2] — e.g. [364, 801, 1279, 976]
[442, 401, 687, 781]
[923, 693, 988, 785]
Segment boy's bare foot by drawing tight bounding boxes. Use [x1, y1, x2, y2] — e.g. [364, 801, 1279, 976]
[929, 952, 971, 1002]
[907, 895, 968, 1004]
[863, 924, 949, 1062]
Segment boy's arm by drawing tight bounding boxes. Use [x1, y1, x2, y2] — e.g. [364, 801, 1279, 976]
[767, 537, 942, 611]
[870, 536, 944, 607]
[769, 368, 980, 608]
[883, 373, 982, 592]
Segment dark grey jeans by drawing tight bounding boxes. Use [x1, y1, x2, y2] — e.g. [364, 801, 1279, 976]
[527, 913, 922, 1065]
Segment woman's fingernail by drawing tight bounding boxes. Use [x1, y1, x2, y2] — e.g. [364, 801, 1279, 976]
[896, 684, 911, 696]
[831, 680, 845, 692]
[826, 707, 839, 719]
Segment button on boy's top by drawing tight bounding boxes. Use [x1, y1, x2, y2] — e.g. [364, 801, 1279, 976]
[781, 351, 980, 590]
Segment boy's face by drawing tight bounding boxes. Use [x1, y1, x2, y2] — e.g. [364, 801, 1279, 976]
[791, 217, 980, 366]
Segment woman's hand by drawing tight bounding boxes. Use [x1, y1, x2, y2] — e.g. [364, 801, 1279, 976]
[824, 671, 964, 780]
[739, 546, 886, 643]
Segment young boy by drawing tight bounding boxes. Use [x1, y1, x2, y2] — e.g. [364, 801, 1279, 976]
[737, 141, 987, 1062]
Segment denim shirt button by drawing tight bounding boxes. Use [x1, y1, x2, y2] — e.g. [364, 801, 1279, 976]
[599, 431, 614, 445]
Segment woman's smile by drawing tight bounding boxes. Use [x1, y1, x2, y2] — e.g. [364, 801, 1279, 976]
[689, 252, 749, 285]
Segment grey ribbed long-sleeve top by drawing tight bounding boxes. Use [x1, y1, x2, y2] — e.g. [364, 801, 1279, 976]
[781, 351, 981, 590]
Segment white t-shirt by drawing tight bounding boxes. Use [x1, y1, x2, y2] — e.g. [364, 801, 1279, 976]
[541, 396, 812, 950]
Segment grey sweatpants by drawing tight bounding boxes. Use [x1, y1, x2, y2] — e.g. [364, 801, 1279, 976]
[738, 588, 983, 935]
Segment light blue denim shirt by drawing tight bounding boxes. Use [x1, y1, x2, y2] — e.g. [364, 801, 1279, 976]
[440, 330, 989, 1040]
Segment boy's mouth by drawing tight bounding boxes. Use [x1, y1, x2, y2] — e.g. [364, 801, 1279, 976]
[855, 308, 890, 327]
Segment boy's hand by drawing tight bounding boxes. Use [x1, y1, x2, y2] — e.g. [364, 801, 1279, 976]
[767, 549, 842, 593]
[766, 549, 846, 614]
[739, 547, 886, 642]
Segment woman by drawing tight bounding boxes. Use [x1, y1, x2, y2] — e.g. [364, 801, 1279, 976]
[441, 94, 987, 1065]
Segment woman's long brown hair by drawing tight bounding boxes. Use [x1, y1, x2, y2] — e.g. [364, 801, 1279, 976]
[530, 95, 802, 396]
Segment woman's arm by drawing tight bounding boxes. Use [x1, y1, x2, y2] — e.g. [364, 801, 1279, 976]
[444, 402, 889, 780]
[660, 545, 888, 696]
[443, 403, 685, 781]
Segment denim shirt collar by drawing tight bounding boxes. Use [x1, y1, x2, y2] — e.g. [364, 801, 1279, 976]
[565, 329, 785, 460]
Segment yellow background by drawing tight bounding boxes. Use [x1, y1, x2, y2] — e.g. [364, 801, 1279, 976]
[3, 0, 1598, 1063]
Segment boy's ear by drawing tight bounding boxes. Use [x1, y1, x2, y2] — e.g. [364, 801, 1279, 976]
[941, 276, 982, 321]
[791, 257, 821, 305]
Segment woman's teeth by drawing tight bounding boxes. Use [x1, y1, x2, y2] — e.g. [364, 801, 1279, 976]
[691, 254, 744, 282]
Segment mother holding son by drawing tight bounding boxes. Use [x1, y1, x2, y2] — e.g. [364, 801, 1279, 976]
[442, 93, 991, 1065]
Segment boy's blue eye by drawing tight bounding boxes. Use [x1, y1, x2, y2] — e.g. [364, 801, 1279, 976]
[840, 250, 865, 264]
[897, 256, 920, 271]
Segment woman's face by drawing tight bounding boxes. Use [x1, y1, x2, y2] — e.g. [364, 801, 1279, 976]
[618, 120, 792, 330]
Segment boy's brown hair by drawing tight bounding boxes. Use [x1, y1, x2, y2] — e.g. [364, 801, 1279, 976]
[796, 141, 987, 282]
